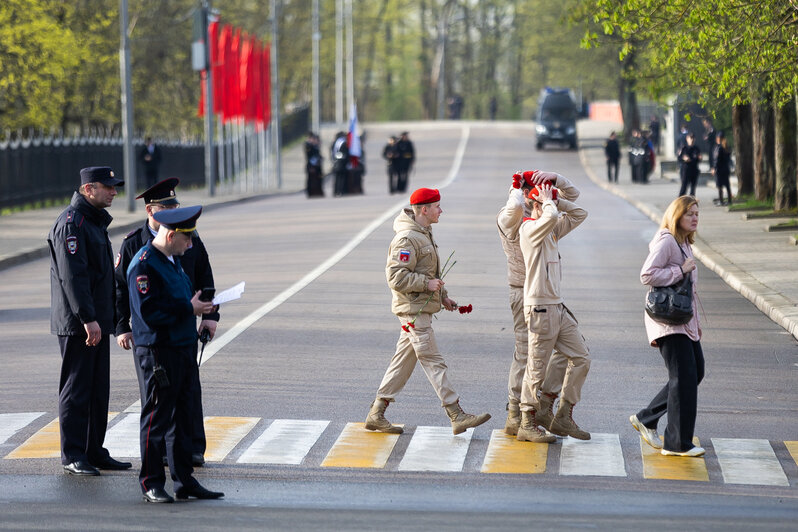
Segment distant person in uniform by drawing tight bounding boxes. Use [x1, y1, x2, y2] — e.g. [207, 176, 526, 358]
[489, 96, 498, 120]
[517, 180, 591, 443]
[331, 131, 349, 196]
[702, 118, 717, 170]
[114, 177, 219, 468]
[304, 132, 324, 198]
[127, 205, 224, 503]
[649, 115, 661, 155]
[629, 129, 647, 184]
[604, 131, 621, 183]
[140, 137, 162, 189]
[395, 131, 415, 193]
[677, 133, 702, 196]
[497, 170, 569, 437]
[711, 131, 733, 206]
[383, 136, 399, 194]
[47, 166, 132, 476]
[364, 188, 491, 436]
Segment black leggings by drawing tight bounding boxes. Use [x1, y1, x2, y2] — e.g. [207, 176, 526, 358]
[636, 334, 705, 452]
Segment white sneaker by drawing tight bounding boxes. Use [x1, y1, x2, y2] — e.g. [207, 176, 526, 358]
[661, 446, 705, 458]
[629, 415, 663, 449]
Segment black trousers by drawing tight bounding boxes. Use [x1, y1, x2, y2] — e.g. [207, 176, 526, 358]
[134, 345, 197, 494]
[607, 159, 619, 182]
[679, 168, 698, 196]
[636, 334, 705, 452]
[58, 335, 111, 465]
[189, 342, 206, 455]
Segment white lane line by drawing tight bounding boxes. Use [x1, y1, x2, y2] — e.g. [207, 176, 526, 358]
[0, 412, 45, 445]
[398, 426, 474, 472]
[103, 412, 141, 458]
[712, 438, 789, 486]
[237, 419, 329, 464]
[199, 125, 470, 365]
[559, 433, 627, 477]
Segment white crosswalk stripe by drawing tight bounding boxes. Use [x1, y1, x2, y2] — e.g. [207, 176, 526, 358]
[238, 419, 329, 465]
[712, 438, 789, 487]
[559, 433, 627, 477]
[103, 412, 141, 458]
[0, 412, 45, 445]
[398, 426, 473, 472]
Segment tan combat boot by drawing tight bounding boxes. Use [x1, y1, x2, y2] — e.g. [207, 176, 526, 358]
[548, 399, 590, 440]
[444, 401, 491, 435]
[504, 400, 521, 436]
[535, 392, 557, 431]
[516, 410, 556, 443]
[364, 398, 403, 434]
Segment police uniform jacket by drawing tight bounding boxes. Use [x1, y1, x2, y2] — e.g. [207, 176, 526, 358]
[114, 221, 219, 336]
[498, 174, 580, 289]
[386, 208, 448, 316]
[127, 242, 198, 348]
[48, 192, 116, 336]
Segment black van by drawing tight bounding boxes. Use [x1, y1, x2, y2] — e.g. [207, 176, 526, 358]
[535, 88, 577, 150]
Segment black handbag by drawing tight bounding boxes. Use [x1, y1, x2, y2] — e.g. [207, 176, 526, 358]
[645, 237, 694, 325]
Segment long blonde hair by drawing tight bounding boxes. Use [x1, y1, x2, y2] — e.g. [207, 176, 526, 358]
[661, 195, 698, 244]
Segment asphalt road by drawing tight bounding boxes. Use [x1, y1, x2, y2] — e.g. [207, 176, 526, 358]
[0, 122, 796, 530]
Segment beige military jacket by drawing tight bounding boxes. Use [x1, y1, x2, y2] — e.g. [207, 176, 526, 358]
[386, 208, 449, 316]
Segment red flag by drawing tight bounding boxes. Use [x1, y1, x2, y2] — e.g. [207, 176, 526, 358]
[229, 29, 242, 120]
[253, 42, 263, 127]
[209, 21, 223, 115]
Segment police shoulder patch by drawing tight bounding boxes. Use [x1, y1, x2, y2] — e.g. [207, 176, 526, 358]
[136, 275, 149, 294]
[66, 236, 78, 255]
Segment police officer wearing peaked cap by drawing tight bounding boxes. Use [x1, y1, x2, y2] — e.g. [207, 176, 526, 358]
[114, 177, 218, 467]
[48, 166, 132, 476]
[127, 205, 224, 503]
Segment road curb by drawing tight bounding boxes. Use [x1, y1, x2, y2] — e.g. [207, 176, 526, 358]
[577, 143, 798, 342]
[0, 188, 301, 273]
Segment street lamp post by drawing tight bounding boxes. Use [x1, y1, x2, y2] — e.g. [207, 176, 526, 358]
[119, 0, 136, 212]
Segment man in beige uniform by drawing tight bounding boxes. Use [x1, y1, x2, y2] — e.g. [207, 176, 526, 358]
[365, 187, 491, 435]
[497, 170, 572, 436]
[517, 180, 590, 442]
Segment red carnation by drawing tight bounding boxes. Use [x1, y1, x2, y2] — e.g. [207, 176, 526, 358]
[458, 304, 473, 314]
[512, 172, 522, 189]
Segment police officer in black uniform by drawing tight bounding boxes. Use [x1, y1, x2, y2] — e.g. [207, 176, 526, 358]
[47, 166, 132, 476]
[127, 205, 224, 503]
[395, 131, 415, 193]
[114, 177, 218, 467]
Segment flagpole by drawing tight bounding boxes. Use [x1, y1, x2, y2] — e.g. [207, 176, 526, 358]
[335, 0, 343, 128]
[345, 0, 354, 115]
[270, 0, 282, 188]
[311, 0, 320, 135]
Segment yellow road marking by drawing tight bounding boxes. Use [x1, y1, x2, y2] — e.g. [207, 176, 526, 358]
[481, 430, 548, 474]
[321, 422, 402, 468]
[785, 441, 798, 467]
[5, 413, 119, 459]
[641, 436, 708, 481]
[203, 416, 260, 462]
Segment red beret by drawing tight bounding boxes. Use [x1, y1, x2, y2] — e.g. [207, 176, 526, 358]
[527, 181, 558, 201]
[522, 170, 537, 187]
[410, 188, 441, 205]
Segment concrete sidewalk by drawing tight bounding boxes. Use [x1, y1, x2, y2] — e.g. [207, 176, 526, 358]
[0, 135, 312, 271]
[578, 120, 798, 342]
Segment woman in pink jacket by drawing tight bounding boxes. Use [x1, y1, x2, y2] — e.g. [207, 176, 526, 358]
[630, 195, 705, 457]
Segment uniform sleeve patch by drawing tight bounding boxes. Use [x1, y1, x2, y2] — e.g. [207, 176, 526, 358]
[399, 249, 411, 263]
[136, 275, 149, 294]
[114, 252, 121, 268]
[66, 236, 78, 255]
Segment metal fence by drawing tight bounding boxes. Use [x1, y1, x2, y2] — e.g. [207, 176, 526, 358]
[0, 106, 309, 208]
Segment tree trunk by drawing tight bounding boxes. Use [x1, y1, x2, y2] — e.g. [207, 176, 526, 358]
[731, 104, 754, 199]
[774, 97, 797, 211]
[618, 47, 639, 140]
[750, 87, 775, 200]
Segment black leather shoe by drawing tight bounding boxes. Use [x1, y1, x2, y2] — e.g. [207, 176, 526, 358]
[143, 487, 174, 503]
[63, 461, 100, 476]
[92, 456, 132, 470]
[175, 483, 224, 500]
[192, 453, 205, 467]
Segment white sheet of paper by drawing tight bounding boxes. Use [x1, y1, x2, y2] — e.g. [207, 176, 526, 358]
[212, 281, 245, 305]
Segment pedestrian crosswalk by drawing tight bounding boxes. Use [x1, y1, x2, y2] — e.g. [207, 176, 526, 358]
[1, 412, 796, 487]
